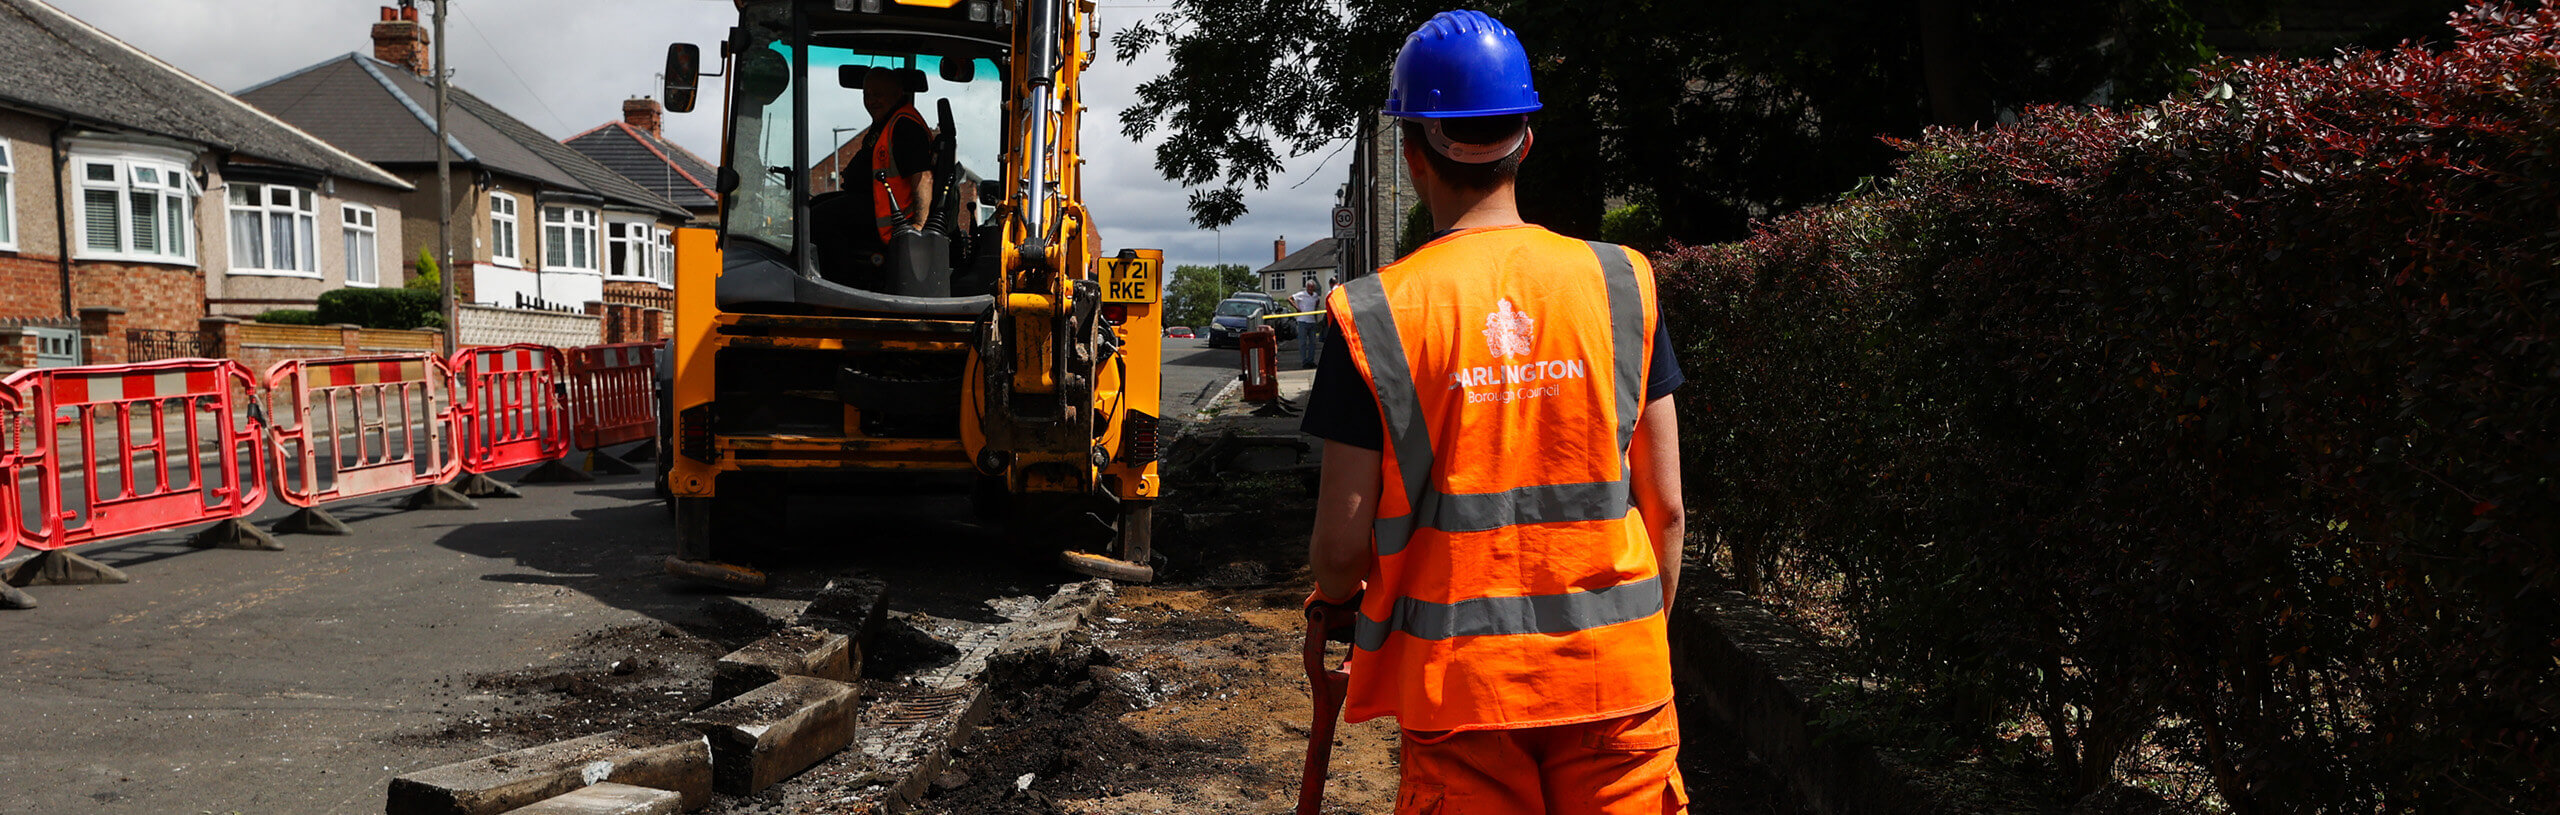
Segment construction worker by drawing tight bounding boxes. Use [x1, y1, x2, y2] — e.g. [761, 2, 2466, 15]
[1292, 279, 1325, 367]
[1300, 9, 1689, 814]
[858, 66, 934, 242]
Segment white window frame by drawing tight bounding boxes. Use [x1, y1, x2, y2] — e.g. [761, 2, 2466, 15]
[603, 219, 655, 281]
[341, 204, 379, 287]
[653, 227, 675, 289]
[226, 182, 320, 277]
[540, 204, 599, 273]
[71, 149, 197, 266]
[0, 140, 16, 252]
[489, 192, 520, 267]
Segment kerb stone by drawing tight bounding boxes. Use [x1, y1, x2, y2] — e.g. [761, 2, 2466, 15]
[680, 675, 859, 795]
[384, 724, 711, 815]
[712, 625, 852, 702]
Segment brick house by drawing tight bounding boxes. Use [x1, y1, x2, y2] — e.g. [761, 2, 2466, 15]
[238, 6, 688, 331]
[0, 0, 413, 367]
[563, 97, 719, 330]
[1256, 237, 1341, 299]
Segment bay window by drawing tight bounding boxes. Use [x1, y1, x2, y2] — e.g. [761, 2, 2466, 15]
[540, 204, 597, 272]
[74, 153, 196, 264]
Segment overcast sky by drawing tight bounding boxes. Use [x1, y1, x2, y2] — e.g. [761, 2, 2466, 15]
[47, 0, 1341, 272]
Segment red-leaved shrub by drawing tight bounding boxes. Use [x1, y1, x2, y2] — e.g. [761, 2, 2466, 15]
[1659, 4, 2560, 811]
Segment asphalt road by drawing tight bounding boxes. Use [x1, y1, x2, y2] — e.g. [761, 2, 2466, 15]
[1157, 334, 1315, 426]
[0, 451, 1084, 815]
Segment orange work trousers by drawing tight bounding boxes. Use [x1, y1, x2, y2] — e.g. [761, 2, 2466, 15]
[1394, 702, 1687, 814]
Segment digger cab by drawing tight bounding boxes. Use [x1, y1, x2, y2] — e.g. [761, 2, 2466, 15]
[681, 0, 1010, 317]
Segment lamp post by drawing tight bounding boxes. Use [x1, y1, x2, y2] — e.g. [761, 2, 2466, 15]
[825, 126, 864, 194]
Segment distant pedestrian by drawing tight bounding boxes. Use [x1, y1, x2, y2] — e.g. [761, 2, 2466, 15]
[1298, 9, 1691, 814]
[1291, 280, 1325, 367]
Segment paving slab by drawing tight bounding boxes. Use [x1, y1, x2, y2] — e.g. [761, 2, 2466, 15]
[385, 724, 712, 815]
[501, 782, 682, 815]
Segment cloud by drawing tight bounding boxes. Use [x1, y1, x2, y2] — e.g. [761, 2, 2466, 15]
[47, 0, 1340, 274]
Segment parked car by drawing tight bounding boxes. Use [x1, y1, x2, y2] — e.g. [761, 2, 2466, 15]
[1164, 326, 1195, 339]
[1228, 291, 1281, 311]
[1204, 298, 1296, 348]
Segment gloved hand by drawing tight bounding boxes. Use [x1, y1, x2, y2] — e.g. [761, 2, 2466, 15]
[1305, 587, 1362, 645]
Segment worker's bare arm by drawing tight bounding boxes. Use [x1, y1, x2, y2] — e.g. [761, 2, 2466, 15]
[1628, 393, 1685, 606]
[906, 170, 934, 228]
[1309, 441, 1384, 602]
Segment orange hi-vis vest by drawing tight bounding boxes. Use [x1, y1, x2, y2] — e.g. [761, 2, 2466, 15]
[867, 104, 926, 243]
[1326, 224, 1672, 733]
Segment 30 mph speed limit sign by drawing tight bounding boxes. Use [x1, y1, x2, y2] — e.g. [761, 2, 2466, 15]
[1332, 205, 1356, 239]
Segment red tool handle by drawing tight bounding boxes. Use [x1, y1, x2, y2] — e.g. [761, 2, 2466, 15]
[1297, 603, 1354, 815]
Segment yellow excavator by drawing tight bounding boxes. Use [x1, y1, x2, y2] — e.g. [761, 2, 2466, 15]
[658, 0, 1161, 589]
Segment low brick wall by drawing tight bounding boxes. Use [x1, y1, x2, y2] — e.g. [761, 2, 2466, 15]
[215, 320, 448, 373]
[456, 304, 601, 349]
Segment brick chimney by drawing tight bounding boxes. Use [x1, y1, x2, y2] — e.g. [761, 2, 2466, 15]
[1274, 237, 1288, 263]
[623, 97, 664, 138]
[371, 5, 431, 77]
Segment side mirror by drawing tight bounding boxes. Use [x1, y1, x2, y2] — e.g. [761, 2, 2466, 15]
[838, 64, 870, 89]
[663, 43, 701, 113]
[977, 179, 1004, 206]
[937, 57, 977, 84]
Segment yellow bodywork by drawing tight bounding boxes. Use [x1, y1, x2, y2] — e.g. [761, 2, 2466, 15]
[669, 0, 1162, 551]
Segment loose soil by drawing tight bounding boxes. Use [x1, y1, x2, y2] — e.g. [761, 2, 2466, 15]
[905, 455, 1806, 814]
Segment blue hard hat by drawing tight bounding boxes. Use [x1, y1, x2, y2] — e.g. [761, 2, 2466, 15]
[1384, 10, 1540, 119]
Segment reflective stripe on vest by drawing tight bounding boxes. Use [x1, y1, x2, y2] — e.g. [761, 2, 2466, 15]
[1351, 575, 1664, 651]
[869, 105, 925, 242]
[1351, 240, 1651, 559]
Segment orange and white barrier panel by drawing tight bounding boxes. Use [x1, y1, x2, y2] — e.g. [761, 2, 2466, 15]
[454, 344, 571, 474]
[1, 359, 267, 551]
[566, 343, 658, 452]
[266, 354, 461, 508]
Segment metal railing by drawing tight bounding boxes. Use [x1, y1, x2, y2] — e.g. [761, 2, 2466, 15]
[125, 328, 216, 362]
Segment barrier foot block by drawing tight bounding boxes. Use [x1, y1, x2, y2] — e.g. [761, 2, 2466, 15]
[585, 450, 642, 476]
[454, 473, 524, 499]
[622, 439, 658, 462]
[404, 484, 481, 510]
[518, 460, 596, 485]
[6, 550, 132, 587]
[0, 584, 34, 610]
[189, 519, 284, 552]
[273, 507, 352, 536]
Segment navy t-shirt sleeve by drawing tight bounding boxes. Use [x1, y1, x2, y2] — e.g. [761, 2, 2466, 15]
[890, 116, 933, 177]
[1300, 301, 1685, 452]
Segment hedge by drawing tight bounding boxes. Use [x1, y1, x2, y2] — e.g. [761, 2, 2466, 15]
[1657, 4, 2558, 811]
[253, 309, 319, 325]
[315, 287, 440, 331]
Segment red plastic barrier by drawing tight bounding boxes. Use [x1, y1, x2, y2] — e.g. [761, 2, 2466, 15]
[565, 343, 658, 451]
[266, 354, 462, 508]
[0, 385, 19, 561]
[454, 344, 571, 473]
[1240, 326, 1280, 402]
[3, 359, 268, 550]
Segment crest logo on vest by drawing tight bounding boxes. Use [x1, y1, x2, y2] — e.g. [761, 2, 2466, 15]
[1483, 298, 1537, 358]
[1452, 298, 1588, 402]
